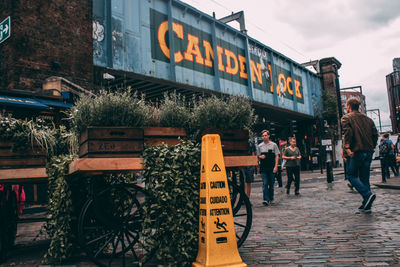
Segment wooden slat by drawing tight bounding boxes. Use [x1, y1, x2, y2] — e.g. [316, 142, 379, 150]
[143, 127, 186, 137]
[0, 168, 48, 183]
[69, 158, 145, 174]
[224, 156, 258, 167]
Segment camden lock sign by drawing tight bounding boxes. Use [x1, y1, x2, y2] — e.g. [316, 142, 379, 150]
[0, 16, 11, 44]
[150, 9, 304, 104]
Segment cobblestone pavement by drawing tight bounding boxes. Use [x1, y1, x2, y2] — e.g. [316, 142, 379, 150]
[240, 165, 400, 266]
[2, 161, 400, 266]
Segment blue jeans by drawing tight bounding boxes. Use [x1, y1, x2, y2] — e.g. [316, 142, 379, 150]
[260, 171, 275, 202]
[346, 151, 373, 202]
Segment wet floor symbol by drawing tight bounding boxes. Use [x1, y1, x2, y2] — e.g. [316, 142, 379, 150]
[214, 217, 228, 233]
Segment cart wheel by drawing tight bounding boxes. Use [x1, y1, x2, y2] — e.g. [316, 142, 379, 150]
[229, 181, 252, 248]
[78, 184, 155, 267]
[228, 169, 246, 215]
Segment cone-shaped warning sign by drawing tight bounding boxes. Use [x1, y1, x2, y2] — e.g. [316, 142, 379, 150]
[193, 134, 246, 267]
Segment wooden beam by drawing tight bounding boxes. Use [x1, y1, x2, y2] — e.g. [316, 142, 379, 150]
[0, 168, 48, 183]
[68, 157, 145, 175]
[224, 156, 258, 167]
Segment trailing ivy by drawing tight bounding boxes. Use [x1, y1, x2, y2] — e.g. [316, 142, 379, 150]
[43, 155, 77, 264]
[142, 140, 201, 266]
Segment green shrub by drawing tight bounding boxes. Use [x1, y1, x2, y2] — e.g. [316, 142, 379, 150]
[142, 140, 201, 266]
[0, 115, 72, 156]
[190, 95, 256, 137]
[68, 89, 152, 134]
[159, 91, 191, 129]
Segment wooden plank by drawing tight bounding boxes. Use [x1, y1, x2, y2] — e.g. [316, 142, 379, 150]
[143, 127, 186, 137]
[0, 168, 48, 183]
[80, 127, 144, 144]
[224, 156, 258, 167]
[69, 157, 145, 174]
[0, 157, 46, 168]
[79, 140, 143, 156]
[144, 138, 185, 146]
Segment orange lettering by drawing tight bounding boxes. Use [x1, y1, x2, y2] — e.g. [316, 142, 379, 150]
[277, 73, 286, 94]
[203, 40, 213, 68]
[268, 64, 273, 93]
[184, 34, 204, 65]
[286, 76, 293, 95]
[238, 55, 247, 79]
[295, 79, 302, 98]
[217, 46, 225, 72]
[157, 21, 184, 62]
[225, 49, 239, 75]
[250, 60, 263, 85]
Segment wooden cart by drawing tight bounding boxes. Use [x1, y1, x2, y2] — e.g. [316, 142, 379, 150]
[0, 155, 257, 266]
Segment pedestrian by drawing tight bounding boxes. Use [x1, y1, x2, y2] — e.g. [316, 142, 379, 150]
[342, 97, 378, 214]
[257, 130, 280, 206]
[395, 134, 400, 173]
[282, 137, 302, 195]
[379, 133, 399, 182]
[242, 140, 256, 198]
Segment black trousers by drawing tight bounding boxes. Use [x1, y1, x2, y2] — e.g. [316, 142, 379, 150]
[286, 166, 300, 193]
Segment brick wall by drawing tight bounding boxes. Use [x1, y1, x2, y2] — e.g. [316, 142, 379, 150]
[0, 0, 93, 92]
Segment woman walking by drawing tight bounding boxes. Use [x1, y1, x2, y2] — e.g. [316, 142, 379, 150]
[283, 137, 302, 195]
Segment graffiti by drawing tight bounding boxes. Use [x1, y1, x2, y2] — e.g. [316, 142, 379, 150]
[93, 21, 104, 42]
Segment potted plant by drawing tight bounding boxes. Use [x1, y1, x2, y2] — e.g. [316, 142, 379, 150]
[0, 116, 57, 168]
[191, 95, 257, 156]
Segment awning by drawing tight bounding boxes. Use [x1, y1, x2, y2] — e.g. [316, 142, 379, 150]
[0, 95, 49, 110]
[36, 98, 73, 108]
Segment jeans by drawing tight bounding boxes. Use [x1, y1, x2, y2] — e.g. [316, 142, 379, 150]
[260, 171, 275, 202]
[286, 166, 300, 193]
[346, 151, 373, 202]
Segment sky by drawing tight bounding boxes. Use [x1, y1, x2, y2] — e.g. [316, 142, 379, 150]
[182, 0, 400, 131]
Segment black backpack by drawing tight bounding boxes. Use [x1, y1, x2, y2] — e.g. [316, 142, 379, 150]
[379, 140, 390, 157]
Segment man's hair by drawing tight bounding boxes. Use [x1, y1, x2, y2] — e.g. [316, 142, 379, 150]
[346, 98, 360, 111]
[261, 130, 270, 136]
[383, 132, 389, 138]
[289, 136, 296, 142]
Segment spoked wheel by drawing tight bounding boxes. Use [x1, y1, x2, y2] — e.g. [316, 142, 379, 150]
[229, 181, 252, 248]
[78, 183, 155, 267]
[0, 189, 6, 263]
[227, 169, 245, 214]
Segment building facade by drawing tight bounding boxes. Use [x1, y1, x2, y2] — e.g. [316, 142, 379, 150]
[387, 58, 400, 133]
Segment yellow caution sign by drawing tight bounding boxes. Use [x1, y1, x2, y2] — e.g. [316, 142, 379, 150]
[193, 134, 246, 267]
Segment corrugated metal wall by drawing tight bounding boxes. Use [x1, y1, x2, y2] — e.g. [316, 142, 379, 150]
[93, 0, 323, 117]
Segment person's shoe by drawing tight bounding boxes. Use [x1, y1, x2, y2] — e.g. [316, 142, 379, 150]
[269, 200, 275, 205]
[347, 183, 354, 190]
[364, 194, 376, 210]
[279, 187, 284, 193]
[286, 189, 290, 195]
[295, 192, 300, 196]
[262, 201, 269, 206]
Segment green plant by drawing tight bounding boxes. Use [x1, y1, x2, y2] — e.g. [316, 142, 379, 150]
[0, 115, 65, 155]
[159, 91, 191, 129]
[68, 89, 153, 134]
[141, 140, 201, 266]
[190, 95, 256, 137]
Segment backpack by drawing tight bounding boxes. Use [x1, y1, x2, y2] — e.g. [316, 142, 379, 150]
[379, 140, 390, 157]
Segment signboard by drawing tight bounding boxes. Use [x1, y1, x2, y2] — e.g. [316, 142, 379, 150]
[0, 16, 11, 44]
[321, 139, 332, 146]
[92, 0, 323, 117]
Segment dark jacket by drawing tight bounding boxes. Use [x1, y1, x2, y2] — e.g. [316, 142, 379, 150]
[341, 110, 378, 152]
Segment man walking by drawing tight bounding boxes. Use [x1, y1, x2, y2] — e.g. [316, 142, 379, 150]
[257, 130, 280, 206]
[342, 98, 378, 214]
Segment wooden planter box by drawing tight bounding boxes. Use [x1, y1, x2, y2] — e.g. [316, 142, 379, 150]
[200, 129, 249, 156]
[79, 127, 144, 158]
[143, 127, 187, 146]
[0, 141, 47, 169]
